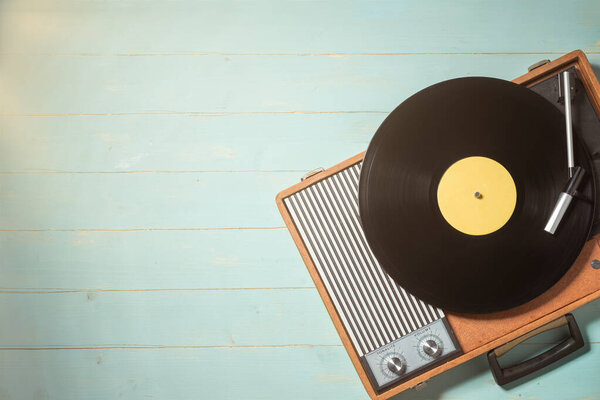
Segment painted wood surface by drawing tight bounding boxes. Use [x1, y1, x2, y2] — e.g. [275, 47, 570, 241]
[0, 0, 599, 54]
[4, 55, 600, 116]
[0, 55, 598, 173]
[1, 1, 600, 399]
[0, 230, 312, 289]
[0, 344, 598, 400]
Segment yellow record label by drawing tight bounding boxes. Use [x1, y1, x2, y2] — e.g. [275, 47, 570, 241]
[437, 156, 517, 236]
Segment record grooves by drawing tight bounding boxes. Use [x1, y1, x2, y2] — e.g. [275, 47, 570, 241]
[359, 77, 595, 314]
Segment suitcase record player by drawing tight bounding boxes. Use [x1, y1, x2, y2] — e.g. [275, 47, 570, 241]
[276, 50, 600, 399]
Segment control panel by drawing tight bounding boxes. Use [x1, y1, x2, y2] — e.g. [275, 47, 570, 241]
[362, 318, 460, 390]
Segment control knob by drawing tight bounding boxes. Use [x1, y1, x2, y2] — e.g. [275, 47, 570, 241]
[386, 356, 406, 375]
[420, 338, 443, 358]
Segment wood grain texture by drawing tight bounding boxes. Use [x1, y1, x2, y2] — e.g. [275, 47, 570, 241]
[0, 113, 381, 172]
[0, 340, 599, 400]
[0, 230, 312, 289]
[0, 347, 366, 400]
[0, 289, 345, 347]
[1, 0, 600, 399]
[0, 0, 599, 55]
[0, 173, 298, 229]
[3, 54, 600, 116]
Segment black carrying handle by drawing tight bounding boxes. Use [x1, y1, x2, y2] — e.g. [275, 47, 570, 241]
[487, 314, 584, 386]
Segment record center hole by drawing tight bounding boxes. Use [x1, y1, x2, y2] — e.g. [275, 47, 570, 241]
[474, 192, 483, 199]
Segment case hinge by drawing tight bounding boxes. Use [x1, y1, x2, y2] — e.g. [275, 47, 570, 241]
[528, 59, 551, 72]
[301, 168, 325, 181]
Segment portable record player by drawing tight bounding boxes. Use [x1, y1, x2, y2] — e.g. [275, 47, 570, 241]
[276, 50, 600, 399]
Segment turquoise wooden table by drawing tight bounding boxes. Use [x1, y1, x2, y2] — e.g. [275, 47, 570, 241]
[1, 1, 599, 399]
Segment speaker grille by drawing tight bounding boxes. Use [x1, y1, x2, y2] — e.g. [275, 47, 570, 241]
[284, 162, 443, 355]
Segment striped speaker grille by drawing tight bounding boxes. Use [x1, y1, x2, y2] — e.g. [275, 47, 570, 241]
[284, 162, 443, 356]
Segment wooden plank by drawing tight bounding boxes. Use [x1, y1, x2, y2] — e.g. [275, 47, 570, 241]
[0, 0, 599, 55]
[0, 173, 299, 229]
[0, 230, 312, 290]
[3, 55, 600, 116]
[0, 347, 366, 400]
[0, 113, 381, 172]
[0, 290, 596, 348]
[0, 289, 342, 347]
[0, 344, 598, 400]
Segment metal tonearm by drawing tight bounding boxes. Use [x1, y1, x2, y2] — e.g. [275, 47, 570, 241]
[544, 70, 585, 235]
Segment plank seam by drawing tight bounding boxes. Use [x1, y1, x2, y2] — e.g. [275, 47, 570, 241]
[0, 287, 315, 294]
[0, 111, 389, 117]
[0, 227, 287, 232]
[0, 170, 311, 174]
[0, 342, 595, 351]
[0, 344, 344, 350]
[2, 52, 599, 57]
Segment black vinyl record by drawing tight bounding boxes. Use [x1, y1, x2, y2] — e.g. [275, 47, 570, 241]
[359, 77, 595, 314]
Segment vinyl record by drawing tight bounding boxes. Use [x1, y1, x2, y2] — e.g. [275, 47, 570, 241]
[359, 77, 595, 314]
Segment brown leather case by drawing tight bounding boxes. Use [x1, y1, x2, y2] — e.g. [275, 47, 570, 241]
[276, 50, 600, 400]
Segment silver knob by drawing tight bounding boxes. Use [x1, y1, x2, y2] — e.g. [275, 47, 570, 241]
[421, 339, 443, 358]
[387, 357, 406, 375]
